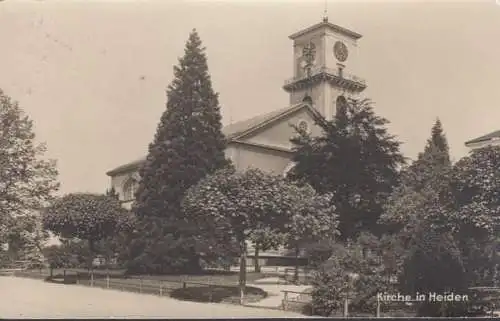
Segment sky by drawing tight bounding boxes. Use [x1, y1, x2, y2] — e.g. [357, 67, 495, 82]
[1, 0, 500, 195]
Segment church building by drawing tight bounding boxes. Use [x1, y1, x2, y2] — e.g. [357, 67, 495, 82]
[106, 17, 367, 211]
[106, 17, 366, 263]
[465, 130, 500, 150]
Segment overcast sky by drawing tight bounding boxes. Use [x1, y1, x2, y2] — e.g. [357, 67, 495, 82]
[1, 0, 500, 195]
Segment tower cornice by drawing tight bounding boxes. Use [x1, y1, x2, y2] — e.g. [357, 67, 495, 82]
[289, 20, 362, 40]
[283, 66, 366, 93]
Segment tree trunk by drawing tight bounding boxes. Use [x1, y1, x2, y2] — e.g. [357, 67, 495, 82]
[87, 239, 95, 273]
[254, 244, 260, 273]
[239, 239, 247, 305]
[294, 245, 300, 284]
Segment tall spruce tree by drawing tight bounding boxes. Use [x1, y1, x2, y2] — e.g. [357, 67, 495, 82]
[405, 118, 451, 191]
[380, 118, 453, 233]
[379, 119, 473, 315]
[128, 29, 230, 273]
[289, 98, 405, 240]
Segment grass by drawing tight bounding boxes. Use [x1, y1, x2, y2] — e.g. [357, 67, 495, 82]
[54, 268, 278, 286]
[22, 268, 275, 305]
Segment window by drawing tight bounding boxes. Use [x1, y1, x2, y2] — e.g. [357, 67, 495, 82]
[123, 178, 138, 201]
[297, 120, 309, 133]
[336, 95, 348, 115]
[302, 95, 313, 106]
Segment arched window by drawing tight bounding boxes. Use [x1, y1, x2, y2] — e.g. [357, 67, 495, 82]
[123, 178, 138, 201]
[336, 95, 348, 115]
[302, 95, 313, 106]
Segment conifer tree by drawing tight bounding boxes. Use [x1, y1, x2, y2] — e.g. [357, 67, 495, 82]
[380, 118, 453, 233]
[289, 98, 404, 240]
[128, 29, 230, 273]
[405, 118, 451, 191]
[380, 119, 471, 314]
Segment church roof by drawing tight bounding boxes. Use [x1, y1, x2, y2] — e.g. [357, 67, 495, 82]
[106, 103, 308, 176]
[465, 130, 500, 145]
[223, 102, 305, 140]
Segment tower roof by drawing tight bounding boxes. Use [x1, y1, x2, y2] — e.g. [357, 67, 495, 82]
[289, 19, 362, 40]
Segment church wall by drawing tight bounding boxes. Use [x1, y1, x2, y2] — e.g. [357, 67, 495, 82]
[110, 171, 139, 202]
[290, 85, 324, 114]
[241, 109, 322, 149]
[121, 200, 133, 210]
[324, 31, 361, 77]
[293, 29, 327, 76]
[228, 143, 292, 175]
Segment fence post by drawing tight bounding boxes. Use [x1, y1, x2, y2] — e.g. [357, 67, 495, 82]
[282, 291, 288, 310]
[208, 281, 213, 303]
[183, 281, 186, 289]
[343, 297, 349, 317]
[106, 274, 110, 289]
[63, 269, 66, 283]
[90, 270, 94, 287]
[159, 281, 163, 296]
[376, 296, 381, 317]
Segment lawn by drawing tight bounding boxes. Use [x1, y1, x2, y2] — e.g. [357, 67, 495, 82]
[54, 268, 279, 286]
[16, 267, 278, 305]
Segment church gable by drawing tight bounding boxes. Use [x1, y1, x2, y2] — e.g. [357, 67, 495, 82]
[234, 105, 322, 151]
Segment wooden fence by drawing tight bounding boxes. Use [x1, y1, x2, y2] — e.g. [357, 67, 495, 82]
[281, 289, 313, 314]
[49, 269, 231, 303]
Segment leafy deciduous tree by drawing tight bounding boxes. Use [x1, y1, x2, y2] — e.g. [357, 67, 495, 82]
[450, 146, 500, 286]
[312, 233, 391, 317]
[42, 193, 129, 270]
[281, 185, 338, 282]
[0, 89, 59, 262]
[183, 167, 337, 304]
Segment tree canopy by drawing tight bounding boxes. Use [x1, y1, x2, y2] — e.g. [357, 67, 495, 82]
[183, 167, 339, 303]
[0, 89, 59, 263]
[42, 193, 129, 268]
[289, 97, 404, 240]
[128, 29, 230, 273]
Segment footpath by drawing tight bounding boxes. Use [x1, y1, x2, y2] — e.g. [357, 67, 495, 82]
[245, 277, 311, 309]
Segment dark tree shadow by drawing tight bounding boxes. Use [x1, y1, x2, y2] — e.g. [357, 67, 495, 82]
[171, 285, 267, 304]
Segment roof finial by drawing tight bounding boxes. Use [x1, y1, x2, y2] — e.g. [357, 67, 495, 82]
[323, 0, 328, 22]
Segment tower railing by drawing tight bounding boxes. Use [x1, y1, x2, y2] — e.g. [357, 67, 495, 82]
[284, 66, 366, 87]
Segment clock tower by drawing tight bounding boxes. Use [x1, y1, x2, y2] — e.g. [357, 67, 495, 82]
[283, 17, 366, 121]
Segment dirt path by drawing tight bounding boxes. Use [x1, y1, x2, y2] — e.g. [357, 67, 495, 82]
[0, 276, 305, 318]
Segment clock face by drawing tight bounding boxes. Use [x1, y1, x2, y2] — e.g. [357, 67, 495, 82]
[302, 42, 316, 65]
[334, 41, 348, 62]
[298, 120, 309, 132]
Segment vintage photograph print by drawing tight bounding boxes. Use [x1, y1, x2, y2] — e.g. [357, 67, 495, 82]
[1, 0, 500, 318]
